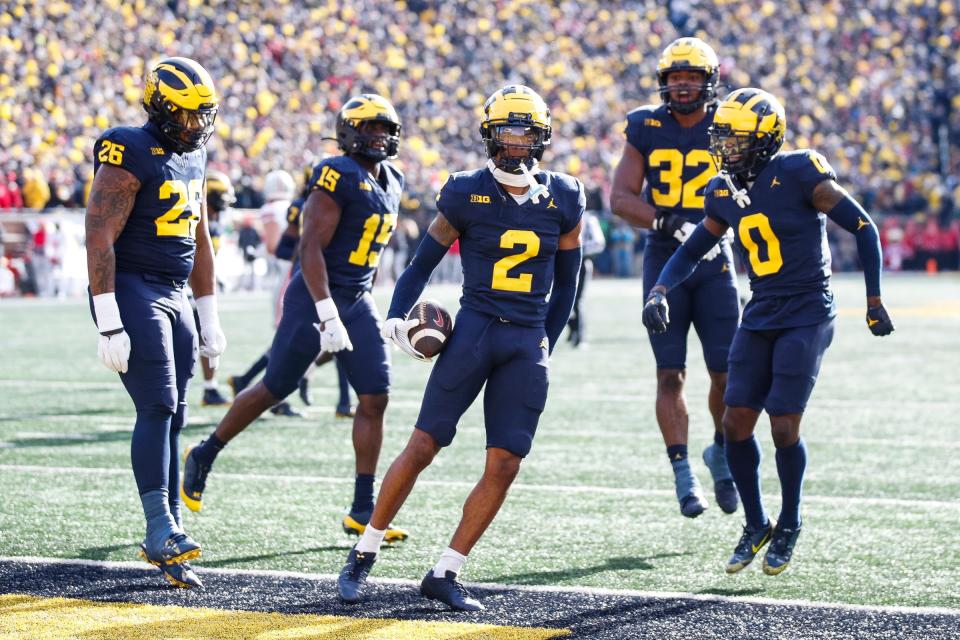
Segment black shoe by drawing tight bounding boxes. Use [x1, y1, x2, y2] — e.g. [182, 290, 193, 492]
[337, 546, 377, 603]
[139, 543, 203, 589]
[763, 523, 802, 575]
[298, 378, 312, 406]
[201, 388, 231, 407]
[726, 520, 775, 573]
[420, 570, 484, 611]
[270, 402, 303, 418]
[227, 375, 248, 398]
[335, 404, 355, 418]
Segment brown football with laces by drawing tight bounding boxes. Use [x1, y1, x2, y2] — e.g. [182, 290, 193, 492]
[407, 300, 453, 358]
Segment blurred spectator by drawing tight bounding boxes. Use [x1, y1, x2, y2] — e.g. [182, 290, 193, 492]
[609, 220, 636, 278]
[236, 215, 262, 291]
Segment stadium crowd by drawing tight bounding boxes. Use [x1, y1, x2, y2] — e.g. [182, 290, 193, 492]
[1, 0, 958, 293]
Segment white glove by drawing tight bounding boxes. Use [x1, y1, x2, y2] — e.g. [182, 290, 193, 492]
[93, 292, 131, 374]
[674, 220, 697, 244]
[195, 295, 227, 368]
[380, 316, 431, 362]
[315, 298, 353, 353]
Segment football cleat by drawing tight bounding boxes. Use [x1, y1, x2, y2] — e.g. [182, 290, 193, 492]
[201, 387, 231, 407]
[703, 443, 739, 514]
[140, 532, 201, 566]
[270, 401, 303, 418]
[726, 520, 775, 573]
[343, 511, 409, 543]
[763, 524, 802, 575]
[139, 543, 203, 589]
[674, 469, 708, 518]
[420, 570, 484, 612]
[335, 404, 356, 419]
[180, 444, 211, 513]
[227, 375, 247, 398]
[337, 546, 377, 603]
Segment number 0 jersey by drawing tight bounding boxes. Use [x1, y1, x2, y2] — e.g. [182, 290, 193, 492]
[624, 104, 718, 249]
[705, 149, 839, 330]
[93, 123, 207, 283]
[437, 168, 584, 326]
[307, 155, 403, 292]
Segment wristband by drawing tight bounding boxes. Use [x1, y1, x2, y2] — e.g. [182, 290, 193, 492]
[93, 292, 123, 334]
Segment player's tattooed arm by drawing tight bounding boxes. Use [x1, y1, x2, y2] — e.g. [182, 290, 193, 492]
[85, 165, 140, 295]
[299, 188, 342, 301]
[189, 191, 216, 297]
[810, 179, 848, 213]
[426, 213, 460, 247]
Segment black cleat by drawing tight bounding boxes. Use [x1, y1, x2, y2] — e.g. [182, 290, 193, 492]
[139, 543, 203, 589]
[180, 444, 211, 513]
[201, 387, 231, 407]
[726, 520, 775, 573]
[338, 546, 377, 603]
[420, 570, 484, 611]
[270, 402, 303, 418]
[335, 404, 356, 418]
[763, 523, 802, 575]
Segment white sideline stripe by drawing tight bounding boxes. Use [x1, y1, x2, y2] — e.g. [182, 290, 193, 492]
[2, 464, 958, 510]
[2, 555, 958, 618]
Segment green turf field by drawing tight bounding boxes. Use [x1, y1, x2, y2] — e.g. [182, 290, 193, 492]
[1, 273, 958, 609]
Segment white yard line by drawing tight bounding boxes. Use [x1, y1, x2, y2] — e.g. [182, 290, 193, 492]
[2, 555, 957, 617]
[2, 463, 957, 510]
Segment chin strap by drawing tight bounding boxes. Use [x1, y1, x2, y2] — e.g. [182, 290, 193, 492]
[720, 170, 751, 208]
[486, 159, 548, 204]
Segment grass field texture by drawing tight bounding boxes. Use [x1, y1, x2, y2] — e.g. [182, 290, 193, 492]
[1, 273, 957, 609]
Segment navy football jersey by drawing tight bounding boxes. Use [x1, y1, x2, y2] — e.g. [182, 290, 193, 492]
[93, 123, 207, 282]
[308, 155, 403, 291]
[624, 104, 718, 248]
[705, 149, 839, 330]
[438, 169, 585, 325]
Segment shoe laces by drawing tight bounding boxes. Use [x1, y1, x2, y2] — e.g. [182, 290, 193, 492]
[349, 552, 374, 579]
[734, 523, 766, 554]
[768, 527, 798, 555]
[446, 574, 471, 599]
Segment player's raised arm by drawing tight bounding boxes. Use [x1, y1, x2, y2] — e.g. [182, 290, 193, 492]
[642, 216, 728, 334]
[380, 213, 458, 362]
[813, 179, 894, 336]
[85, 164, 139, 373]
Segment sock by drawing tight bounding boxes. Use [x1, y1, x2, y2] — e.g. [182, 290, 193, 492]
[725, 435, 768, 530]
[141, 488, 178, 549]
[242, 353, 270, 382]
[336, 359, 350, 409]
[433, 547, 467, 578]
[714, 430, 725, 448]
[192, 434, 226, 467]
[351, 474, 375, 515]
[666, 444, 688, 463]
[356, 524, 385, 554]
[204, 379, 217, 391]
[775, 438, 807, 529]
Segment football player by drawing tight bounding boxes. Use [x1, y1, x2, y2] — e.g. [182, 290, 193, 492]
[337, 85, 584, 611]
[611, 37, 740, 518]
[181, 94, 408, 542]
[85, 57, 226, 589]
[196, 169, 234, 407]
[642, 88, 894, 575]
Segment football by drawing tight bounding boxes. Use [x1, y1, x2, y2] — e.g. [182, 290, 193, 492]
[407, 300, 453, 358]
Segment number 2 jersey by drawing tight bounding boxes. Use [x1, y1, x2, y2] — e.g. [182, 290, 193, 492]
[437, 168, 584, 325]
[93, 123, 206, 283]
[306, 155, 403, 292]
[705, 149, 839, 330]
[623, 103, 718, 250]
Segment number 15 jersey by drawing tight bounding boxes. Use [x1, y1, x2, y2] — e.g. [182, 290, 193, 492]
[705, 149, 839, 330]
[437, 168, 584, 326]
[307, 155, 404, 292]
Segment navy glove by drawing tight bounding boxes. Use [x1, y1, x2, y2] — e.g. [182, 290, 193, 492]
[642, 290, 670, 334]
[866, 303, 894, 336]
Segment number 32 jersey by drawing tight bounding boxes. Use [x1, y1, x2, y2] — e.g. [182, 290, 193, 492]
[623, 104, 717, 249]
[93, 123, 206, 283]
[308, 155, 404, 292]
[705, 150, 838, 330]
[437, 168, 584, 326]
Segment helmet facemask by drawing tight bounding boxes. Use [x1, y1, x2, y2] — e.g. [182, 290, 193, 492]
[339, 118, 400, 161]
[154, 102, 217, 153]
[659, 69, 716, 115]
[708, 124, 777, 180]
[484, 123, 549, 172]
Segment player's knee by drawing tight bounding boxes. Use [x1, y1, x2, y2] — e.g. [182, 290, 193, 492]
[356, 393, 388, 419]
[484, 448, 522, 483]
[722, 406, 757, 442]
[405, 429, 440, 468]
[708, 371, 728, 394]
[770, 415, 801, 448]
[656, 369, 686, 397]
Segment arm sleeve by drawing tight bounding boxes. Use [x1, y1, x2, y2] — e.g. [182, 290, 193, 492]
[387, 234, 449, 318]
[275, 233, 298, 260]
[826, 194, 882, 297]
[545, 246, 583, 354]
[655, 223, 722, 292]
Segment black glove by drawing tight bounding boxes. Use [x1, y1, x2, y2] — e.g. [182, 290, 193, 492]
[642, 290, 670, 334]
[866, 303, 894, 336]
[651, 211, 687, 240]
